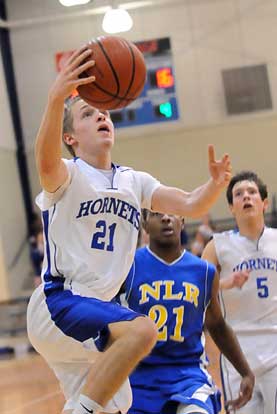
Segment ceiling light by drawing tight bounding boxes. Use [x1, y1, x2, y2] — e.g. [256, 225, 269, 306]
[59, 0, 91, 6]
[102, 8, 133, 34]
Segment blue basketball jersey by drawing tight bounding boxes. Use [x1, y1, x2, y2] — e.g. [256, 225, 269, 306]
[125, 246, 216, 367]
[124, 247, 221, 414]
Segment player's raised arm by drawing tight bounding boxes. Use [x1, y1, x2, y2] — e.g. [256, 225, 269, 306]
[151, 145, 232, 218]
[201, 239, 219, 267]
[35, 46, 95, 192]
[205, 271, 255, 411]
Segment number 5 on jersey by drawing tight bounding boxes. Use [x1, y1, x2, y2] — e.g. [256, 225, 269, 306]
[91, 220, 117, 251]
[256, 277, 269, 298]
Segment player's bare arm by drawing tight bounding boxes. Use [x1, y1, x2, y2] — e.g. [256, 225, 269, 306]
[202, 240, 250, 289]
[205, 272, 255, 410]
[151, 145, 232, 218]
[35, 46, 95, 192]
[220, 269, 250, 290]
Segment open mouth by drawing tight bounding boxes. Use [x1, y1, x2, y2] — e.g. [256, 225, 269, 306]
[97, 123, 110, 133]
[161, 228, 174, 236]
[243, 203, 253, 210]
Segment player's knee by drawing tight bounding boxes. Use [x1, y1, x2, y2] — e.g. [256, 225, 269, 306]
[129, 316, 158, 354]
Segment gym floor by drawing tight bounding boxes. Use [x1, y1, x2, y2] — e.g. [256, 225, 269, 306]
[0, 335, 224, 414]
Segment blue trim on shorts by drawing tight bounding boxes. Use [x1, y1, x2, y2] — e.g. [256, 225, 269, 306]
[130, 365, 221, 414]
[165, 393, 221, 414]
[42, 210, 142, 351]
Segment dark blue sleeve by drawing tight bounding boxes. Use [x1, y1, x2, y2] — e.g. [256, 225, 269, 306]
[124, 262, 135, 304]
[205, 262, 216, 307]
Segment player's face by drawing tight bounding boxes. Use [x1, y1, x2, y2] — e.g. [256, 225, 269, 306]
[71, 99, 114, 155]
[230, 180, 268, 220]
[146, 213, 182, 246]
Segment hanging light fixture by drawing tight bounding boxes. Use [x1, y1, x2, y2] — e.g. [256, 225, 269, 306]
[102, 7, 133, 34]
[59, 0, 91, 6]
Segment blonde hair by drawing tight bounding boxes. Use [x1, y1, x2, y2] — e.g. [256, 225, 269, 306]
[63, 95, 82, 157]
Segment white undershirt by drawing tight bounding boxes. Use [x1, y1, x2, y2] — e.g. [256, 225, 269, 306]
[98, 168, 113, 185]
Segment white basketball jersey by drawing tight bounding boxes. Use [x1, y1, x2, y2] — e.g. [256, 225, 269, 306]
[214, 228, 277, 373]
[36, 158, 160, 301]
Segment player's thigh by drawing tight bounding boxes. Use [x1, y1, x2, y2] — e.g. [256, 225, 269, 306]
[107, 314, 156, 346]
[259, 366, 277, 414]
[28, 284, 142, 360]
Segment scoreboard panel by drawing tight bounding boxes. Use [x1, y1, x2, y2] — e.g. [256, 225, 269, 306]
[56, 37, 179, 129]
[110, 37, 179, 128]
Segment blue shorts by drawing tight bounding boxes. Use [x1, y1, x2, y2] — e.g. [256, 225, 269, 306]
[45, 285, 142, 351]
[129, 364, 221, 414]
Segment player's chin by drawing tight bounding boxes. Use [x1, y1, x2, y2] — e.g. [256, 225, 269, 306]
[99, 136, 114, 147]
[158, 234, 178, 245]
[242, 207, 255, 215]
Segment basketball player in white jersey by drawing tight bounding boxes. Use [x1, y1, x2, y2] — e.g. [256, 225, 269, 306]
[27, 45, 232, 414]
[202, 171, 277, 413]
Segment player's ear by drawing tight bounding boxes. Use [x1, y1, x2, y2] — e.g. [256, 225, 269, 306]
[263, 197, 269, 213]
[63, 133, 77, 146]
[142, 218, 149, 234]
[142, 219, 150, 234]
[229, 203, 235, 216]
[141, 209, 150, 233]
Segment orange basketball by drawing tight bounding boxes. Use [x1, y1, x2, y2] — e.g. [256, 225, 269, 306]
[77, 36, 146, 110]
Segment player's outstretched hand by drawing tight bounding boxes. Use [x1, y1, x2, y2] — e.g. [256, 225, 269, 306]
[208, 144, 232, 188]
[225, 373, 255, 411]
[49, 45, 96, 102]
[220, 270, 250, 290]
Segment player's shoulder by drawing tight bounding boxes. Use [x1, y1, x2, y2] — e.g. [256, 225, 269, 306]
[183, 250, 213, 268]
[183, 250, 216, 272]
[264, 226, 277, 236]
[213, 229, 238, 241]
[61, 157, 75, 170]
[134, 246, 150, 261]
[115, 164, 154, 180]
[65, 157, 84, 174]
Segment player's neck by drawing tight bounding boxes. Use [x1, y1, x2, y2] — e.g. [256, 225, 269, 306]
[237, 217, 265, 241]
[149, 242, 183, 264]
[78, 152, 112, 170]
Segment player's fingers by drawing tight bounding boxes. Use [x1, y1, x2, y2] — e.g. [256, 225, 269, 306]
[224, 172, 232, 183]
[208, 144, 216, 163]
[72, 60, 95, 78]
[236, 391, 252, 409]
[224, 157, 231, 168]
[222, 154, 230, 166]
[66, 44, 90, 66]
[73, 75, 96, 86]
[66, 49, 92, 72]
[225, 395, 243, 411]
[227, 386, 253, 410]
[236, 270, 250, 277]
[238, 280, 247, 288]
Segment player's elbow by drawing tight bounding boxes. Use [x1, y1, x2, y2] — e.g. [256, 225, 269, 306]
[207, 317, 227, 343]
[35, 150, 62, 178]
[183, 197, 208, 219]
